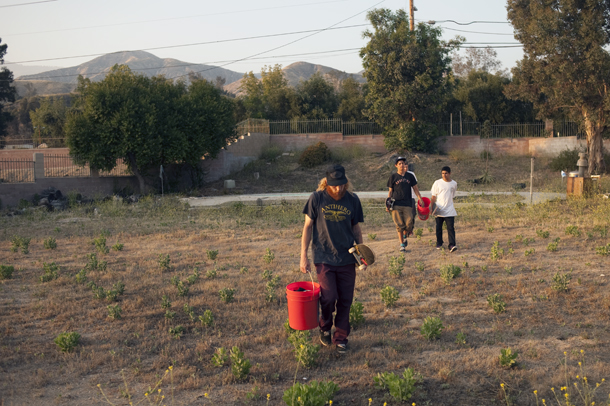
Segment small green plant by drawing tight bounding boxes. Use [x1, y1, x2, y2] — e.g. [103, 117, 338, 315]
[261, 269, 274, 281]
[282, 380, 339, 406]
[54, 331, 80, 352]
[107, 304, 122, 320]
[536, 229, 550, 238]
[414, 228, 423, 239]
[481, 265, 488, 272]
[240, 266, 249, 274]
[176, 281, 189, 297]
[551, 270, 572, 292]
[158, 254, 171, 271]
[245, 385, 261, 401]
[265, 276, 281, 303]
[284, 319, 297, 336]
[439, 264, 462, 285]
[40, 262, 59, 282]
[199, 310, 214, 327]
[93, 234, 109, 254]
[524, 248, 535, 257]
[420, 316, 444, 340]
[499, 348, 518, 368]
[212, 347, 228, 367]
[219, 288, 235, 303]
[43, 237, 57, 250]
[206, 249, 218, 261]
[111, 242, 124, 251]
[168, 325, 184, 339]
[415, 262, 425, 272]
[388, 255, 405, 277]
[522, 237, 535, 246]
[85, 253, 107, 272]
[230, 346, 251, 380]
[161, 295, 171, 310]
[262, 248, 275, 264]
[288, 330, 320, 368]
[455, 331, 466, 345]
[0, 265, 15, 280]
[186, 268, 200, 284]
[164, 310, 176, 320]
[368, 233, 377, 240]
[74, 269, 87, 283]
[515, 234, 523, 242]
[10, 236, 31, 254]
[487, 294, 506, 313]
[487, 226, 495, 233]
[205, 268, 218, 279]
[374, 368, 423, 402]
[490, 241, 504, 261]
[380, 286, 399, 308]
[183, 303, 195, 320]
[547, 241, 559, 252]
[593, 224, 608, 237]
[349, 300, 365, 329]
[595, 243, 610, 256]
[565, 225, 581, 237]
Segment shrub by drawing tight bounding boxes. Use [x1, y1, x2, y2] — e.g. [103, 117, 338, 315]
[168, 325, 184, 339]
[551, 270, 572, 292]
[420, 316, 443, 340]
[40, 262, 59, 282]
[212, 347, 228, 367]
[298, 142, 332, 168]
[380, 286, 399, 308]
[282, 380, 339, 406]
[10, 236, 31, 254]
[439, 264, 462, 285]
[0, 265, 15, 280]
[288, 330, 319, 368]
[549, 148, 580, 172]
[487, 294, 506, 313]
[388, 255, 405, 277]
[349, 300, 365, 329]
[199, 310, 214, 327]
[107, 304, 122, 320]
[206, 249, 218, 261]
[230, 346, 251, 380]
[499, 348, 518, 368]
[262, 248, 275, 264]
[565, 225, 581, 237]
[259, 143, 282, 161]
[219, 288, 235, 303]
[93, 234, 109, 254]
[54, 331, 80, 352]
[43, 237, 57, 250]
[374, 368, 423, 402]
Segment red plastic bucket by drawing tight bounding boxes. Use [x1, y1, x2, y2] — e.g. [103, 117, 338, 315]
[417, 197, 431, 221]
[286, 281, 320, 330]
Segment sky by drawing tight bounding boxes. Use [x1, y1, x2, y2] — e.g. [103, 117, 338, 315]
[0, 0, 523, 78]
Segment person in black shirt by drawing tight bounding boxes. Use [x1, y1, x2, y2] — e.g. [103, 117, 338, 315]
[300, 164, 364, 354]
[387, 157, 423, 252]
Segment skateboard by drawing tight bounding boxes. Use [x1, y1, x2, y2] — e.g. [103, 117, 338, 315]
[385, 197, 395, 211]
[348, 243, 376, 271]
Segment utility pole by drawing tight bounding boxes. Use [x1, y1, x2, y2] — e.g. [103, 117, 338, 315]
[409, 0, 414, 31]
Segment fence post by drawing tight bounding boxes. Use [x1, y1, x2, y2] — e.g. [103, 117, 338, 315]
[33, 152, 44, 180]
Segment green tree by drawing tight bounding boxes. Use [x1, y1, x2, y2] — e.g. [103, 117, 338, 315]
[452, 47, 506, 78]
[238, 65, 296, 120]
[360, 9, 461, 152]
[337, 77, 366, 121]
[239, 71, 265, 119]
[29, 96, 69, 146]
[294, 72, 338, 119]
[66, 65, 236, 192]
[0, 38, 17, 140]
[506, 0, 610, 174]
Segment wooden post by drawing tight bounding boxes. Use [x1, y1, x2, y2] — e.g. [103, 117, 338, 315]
[530, 157, 534, 204]
[409, 0, 414, 31]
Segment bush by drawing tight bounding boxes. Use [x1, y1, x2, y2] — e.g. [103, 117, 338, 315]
[283, 380, 339, 406]
[260, 143, 283, 161]
[374, 368, 423, 402]
[54, 331, 80, 352]
[0, 265, 15, 279]
[298, 142, 332, 168]
[549, 148, 580, 172]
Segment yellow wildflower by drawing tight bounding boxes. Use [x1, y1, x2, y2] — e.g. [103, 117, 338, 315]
[267, 394, 271, 400]
[501, 383, 505, 388]
[169, 365, 173, 371]
[204, 393, 209, 398]
[534, 390, 537, 395]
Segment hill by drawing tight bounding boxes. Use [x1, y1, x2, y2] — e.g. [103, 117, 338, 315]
[223, 61, 365, 96]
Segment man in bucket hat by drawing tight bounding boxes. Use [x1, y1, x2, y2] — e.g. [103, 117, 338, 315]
[387, 157, 423, 252]
[300, 164, 364, 354]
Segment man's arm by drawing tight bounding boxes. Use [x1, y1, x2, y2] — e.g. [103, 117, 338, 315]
[300, 215, 314, 273]
[412, 184, 423, 205]
[352, 223, 363, 245]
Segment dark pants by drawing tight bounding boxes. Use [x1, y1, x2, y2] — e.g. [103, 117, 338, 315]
[436, 216, 456, 247]
[315, 263, 356, 345]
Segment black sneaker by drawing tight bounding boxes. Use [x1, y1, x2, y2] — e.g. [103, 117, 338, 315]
[449, 245, 458, 253]
[436, 244, 443, 250]
[336, 343, 348, 354]
[320, 330, 332, 347]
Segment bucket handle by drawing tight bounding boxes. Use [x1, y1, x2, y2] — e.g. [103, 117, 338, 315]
[307, 269, 316, 300]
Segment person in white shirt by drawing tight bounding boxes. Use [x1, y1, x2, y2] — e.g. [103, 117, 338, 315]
[430, 166, 458, 252]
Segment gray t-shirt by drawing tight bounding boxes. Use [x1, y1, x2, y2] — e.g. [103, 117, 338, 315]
[303, 190, 364, 266]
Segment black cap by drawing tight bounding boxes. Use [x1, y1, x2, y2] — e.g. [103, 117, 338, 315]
[326, 164, 348, 186]
[395, 156, 406, 164]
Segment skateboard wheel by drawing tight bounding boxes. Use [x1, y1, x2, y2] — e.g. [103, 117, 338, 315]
[348, 247, 356, 254]
[358, 264, 367, 271]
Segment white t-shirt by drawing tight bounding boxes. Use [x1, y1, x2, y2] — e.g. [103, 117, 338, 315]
[408, 171, 418, 199]
[431, 179, 457, 217]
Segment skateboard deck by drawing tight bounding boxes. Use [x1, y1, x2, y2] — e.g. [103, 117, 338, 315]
[385, 197, 395, 211]
[348, 243, 375, 271]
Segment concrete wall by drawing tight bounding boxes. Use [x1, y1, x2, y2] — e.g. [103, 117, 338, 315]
[269, 133, 388, 154]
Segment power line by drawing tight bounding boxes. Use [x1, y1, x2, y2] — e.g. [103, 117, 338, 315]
[430, 19, 510, 25]
[5, 0, 350, 36]
[0, 0, 56, 8]
[440, 27, 514, 36]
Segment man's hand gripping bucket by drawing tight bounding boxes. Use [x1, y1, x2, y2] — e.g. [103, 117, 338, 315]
[417, 197, 431, 221]
[286, 271, 320, 330]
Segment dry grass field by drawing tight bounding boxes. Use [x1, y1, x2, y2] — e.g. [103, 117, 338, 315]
[1, 150, 610, 406]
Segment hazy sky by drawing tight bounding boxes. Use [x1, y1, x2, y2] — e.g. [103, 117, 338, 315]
[0, 0, 522, 76]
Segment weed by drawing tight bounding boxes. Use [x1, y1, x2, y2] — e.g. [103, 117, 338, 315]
[380, 286, 399, 308]
[349, 300, 365, 329]
[40, 262, 59, 282]
[107, 305, 122, 320]
[374, 368, 423, 402]
[240, 267, 249, 274]
[54, 332, 80, 352]
[206, 268, 218, 279]
[0, 265, 15, 280]
[168, 325, 184, 339]
[245, 385, 261, 401]
[536, 230, 550, 238]
[158, 254, 171, 271]
[595, 243, 610, 256]
[183, 304, 195, 320]
[593, 224, 608, 237]
[283, 380, 339, 406]
[388, 255, 405, 277]
[565, 225, 581, 237]
[487, 226, 495, 233]
[288, 330, 319, 368]
[499, 348, 518, 368]
[421, 316, 444, 340]
[414, 228, 423, 239]
[199, 310, 214, 327]
[176, 281, 189, 297]
[219, 288, 235, 303]
[230, 346, 251, 380]
[111, 242, 124, 251]
[547, 241, 559, 252]
[525, 248, 536, 257]
[522, 237, 536, 246]
[93, 235, 109, 255]
[490, 241, 504, 261]
[456, 331, 466, 345]
[164, 310, 176, 320]
[487, 294, 506, 313]
[206, 249, 219, 261]
[10, 236, 31, 254]
[415, 262, 425, 272]
[368, 233, 377, 240]
[186, 268, 200, 285]
[43, 237, 57, 250]
[262, 248, 275, 264]
[481, 265, 488, 272]
[85, 253, 107, 272]
[440, 264, 462, 285]
[212, 347, 228, 367]
[265, 276, 281, 303]
[552, 270, 572, 292]
[161, 295, 171, 310]
[262, 269, 274, 281]
[284, 319, 297, 336]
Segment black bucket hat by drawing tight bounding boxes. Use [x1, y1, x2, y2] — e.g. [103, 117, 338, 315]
[326, 164, 348, 186]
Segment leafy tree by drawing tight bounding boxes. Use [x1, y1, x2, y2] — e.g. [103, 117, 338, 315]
[0, 38, 17, 140]
[238, 65, 296, 120]
[293, 72, 338, 119]
[452, 47, 506, 78]
[360, 9, 461, 152]
[454, 70, 535, 124]
[29, 96, 69, 146]
[337, 77, 366, 121]
[66, 65, 236, 192]
[238, 71, 264, 119]
[506, 0, 610, 174]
